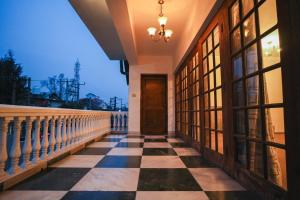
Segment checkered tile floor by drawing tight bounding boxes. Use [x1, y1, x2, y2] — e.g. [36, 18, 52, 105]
[0, 134, 261, 200]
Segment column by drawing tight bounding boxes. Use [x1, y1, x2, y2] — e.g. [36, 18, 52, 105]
[41, 117, 49, 159]
[9, 117, 22, 174]
[0, 117, 9, 177]
[21, 117, 33, 168]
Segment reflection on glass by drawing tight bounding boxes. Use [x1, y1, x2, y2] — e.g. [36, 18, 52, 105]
[214, 26, 220, 46]
[245, 44, 258, 75]
[249, 141, 264, 176]
[216, 67, 222, 87]
[246, 75, 259, 105]
[248, 109, 262, 139]
[231, 1, 240, 28]
[208, 34, 213, 52]
[205, 129, 210, 148]
[233, 54, 243, 79]
[210, 91, 215, 107]
[264, 68, 283, 104]
[242, 0, 254, 16]
[234, 110, 246, 134]
[215, 47, 220, 66]
[259, 0, 278, 34]
[232, 28, 241, 53]
[204, 93, 209, 109]
[261, 29, 280, 68]
[265, 108, 285, 144]
[267, 146, 287, 190]
[205, 111, 209, 128]
[202, 41, 207, 58]
[217, 111, 223, 130]
[204, 75, 208, 92]
[211, 131, 216, 150]
[243, 14, 256, 45]
[203, 58, 208, 74]
[209, 72, 214, 90]
[208, 53, 214, 71]
[216, 89, 222, 108]
[236, 138, 247, 165]
[233, 81, 244, 106]
[211, 111, 215, 129]
[218, 132, 224, 154]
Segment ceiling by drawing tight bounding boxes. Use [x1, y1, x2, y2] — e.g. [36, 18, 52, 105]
[127, 0, 197, 56]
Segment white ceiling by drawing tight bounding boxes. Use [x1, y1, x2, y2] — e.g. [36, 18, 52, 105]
[127, 0, 197, 56]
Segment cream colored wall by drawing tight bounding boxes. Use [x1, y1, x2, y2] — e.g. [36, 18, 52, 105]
[128, 55, 175, 135]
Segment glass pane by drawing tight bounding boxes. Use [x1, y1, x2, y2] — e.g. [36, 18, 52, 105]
[259, 0, 278, 34]
[249, 141, 264, 176]
[216, 89, 222, 108]
[216, 67, 222, 87]
[243, 14, 256, 45]
[204, 75, 208, 91]
[202, 41, 207, 58]
[261, 29, 280, 68]
[215, 47, 220, 66]
[218, 132, 224, 154]
[209, 72, 214, 90]
[211, 131, 216, 150]
[245, 43, 258, 75]
[248, 109, 262, 139]
[234, 110, 246, 134]
[205, 129, 210, 148]
[233, 54, 243, 80]
[263, 68, 283, 104]
[208, 34, 213, 52]
[217, 111, 223, 131]
[246, 75, 259, 106]
[208, 53, 214, 71]
[214, 26, 220, 46]
[211, 111, 215, 129]
[236, 138, 247, 165]
[203, 58, 208, 74]
[242, 0, 254, 16]
[267, 146, 287, 190]
[265, 108, 285, 144]
[231, 28, 241, 53]
[204, 93, 209, 109]
[231, 1, 240, 28]
[233, 81, 244, 106]
[205, 111, 209, 128]
[210, 91, 215, 108]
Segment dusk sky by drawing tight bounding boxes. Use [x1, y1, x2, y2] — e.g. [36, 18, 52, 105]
[0, 0, 128, 105]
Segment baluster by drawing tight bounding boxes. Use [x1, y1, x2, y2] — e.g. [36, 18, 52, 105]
[61, 116, 67, 148]
[49, 117, 56, 155]
[9, 117, 23, 173]
[67, 117, 71, 145]
[56, 116, 62, 150]
[115, 115, 118, 130]
[71, 117, 76, 143]
[21, 117, 33, 168]
[32, 117, 41, 163]
[83, 116, 87, 137]
[41, 117, 49, 159]
[0, 117, 10, 177]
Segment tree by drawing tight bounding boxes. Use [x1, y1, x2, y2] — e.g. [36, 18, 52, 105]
[0, 50, 29, 105]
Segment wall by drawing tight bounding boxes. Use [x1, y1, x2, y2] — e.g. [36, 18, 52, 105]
[128, 55, 174, 135]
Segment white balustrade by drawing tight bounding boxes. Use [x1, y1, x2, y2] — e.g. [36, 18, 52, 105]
[111, 112, 128, 132]
[0, 104, 111, 182]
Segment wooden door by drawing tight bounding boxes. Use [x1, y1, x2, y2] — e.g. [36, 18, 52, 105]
[141, 75, 167, 135]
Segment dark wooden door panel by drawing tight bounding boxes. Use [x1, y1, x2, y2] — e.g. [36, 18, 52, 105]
[141, 75, 167, 135]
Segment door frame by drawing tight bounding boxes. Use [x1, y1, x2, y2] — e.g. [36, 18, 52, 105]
[140, 74, 168, 135]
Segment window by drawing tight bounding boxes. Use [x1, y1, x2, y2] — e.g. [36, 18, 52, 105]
[175, 52, 201, 143]
[202, 25, 224, 154]
[230, 0, 286, 190]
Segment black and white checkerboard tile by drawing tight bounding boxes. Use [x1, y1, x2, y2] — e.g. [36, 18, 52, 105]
[0, 134, 261, 200]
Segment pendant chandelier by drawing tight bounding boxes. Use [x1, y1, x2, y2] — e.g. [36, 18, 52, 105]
[147, 0, 173, 42]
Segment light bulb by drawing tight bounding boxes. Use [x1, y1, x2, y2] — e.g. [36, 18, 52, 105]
[165, 29, 173, 38]
[158, 16, 168, 26]
[147, 27, 157, 36]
